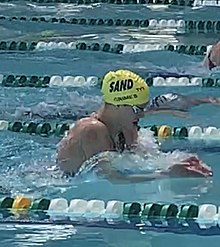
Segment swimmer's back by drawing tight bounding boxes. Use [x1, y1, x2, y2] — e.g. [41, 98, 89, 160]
[57, 117, 113, 174]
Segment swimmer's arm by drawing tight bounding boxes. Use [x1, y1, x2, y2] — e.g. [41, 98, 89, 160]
[116, 173, 168, 183]
[145, 109, 190, 118]
[194, 97, 220, 104]
[107, 171, 168, 183]
[98, 161, 168, 183]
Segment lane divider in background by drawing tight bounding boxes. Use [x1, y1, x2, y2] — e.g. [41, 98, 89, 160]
[193, 0, 220, 7]
[2, 120, 220, 140]
[22, 0, 220, 8]
[0, 74, 219, 87]
[1, 16, 220, 33]
[123, 43, 209, 55]
[144, 125, 220, 140]
[0, 121, 73, 137]
[15, 0, 195, 6]
[0, 196, 219, 234]
[1, 0, 218, 8]
[0, 40, 211, 55]
[0, 74, 100, 87]
[145, 77, 220, 87]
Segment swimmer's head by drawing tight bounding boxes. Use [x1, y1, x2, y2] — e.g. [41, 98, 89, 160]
[101, 69, 149, 107]
[204, 43, 220, 70]
[99, 70, 149, 129]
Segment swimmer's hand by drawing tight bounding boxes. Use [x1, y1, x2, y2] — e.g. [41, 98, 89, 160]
[164, 156, 213, 178]
[208, 97, 220, 104]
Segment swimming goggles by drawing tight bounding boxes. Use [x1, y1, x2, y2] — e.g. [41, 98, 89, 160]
[132, 105, 145, 114]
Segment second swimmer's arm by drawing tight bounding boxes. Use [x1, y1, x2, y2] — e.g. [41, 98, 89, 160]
[145, 109, 190, 118]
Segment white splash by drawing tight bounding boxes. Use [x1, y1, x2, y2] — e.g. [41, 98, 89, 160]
[78, 128, 195, 175]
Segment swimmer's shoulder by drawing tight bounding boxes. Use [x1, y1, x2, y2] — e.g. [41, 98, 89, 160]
[70, 116, 112, 152]
[74, 116, 107, 129]
[69, 116, 110, 140]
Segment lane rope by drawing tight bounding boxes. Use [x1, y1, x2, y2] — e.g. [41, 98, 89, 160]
[0, 39, 212, 55]
[1, 16, 220, 33]
[2, 121, 220, 140]
[0, 0, 217, 8]
[0, 74, 219, 87]
[0, 196, 219, 235]
[9, 0, 195, 6]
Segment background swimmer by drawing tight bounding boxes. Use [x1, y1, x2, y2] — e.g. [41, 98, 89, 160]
[203, 40, 220, 70]
[145, 92, 220, 116]
[12, 92, 220, 121]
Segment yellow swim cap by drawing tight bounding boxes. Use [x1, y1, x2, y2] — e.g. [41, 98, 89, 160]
[101, 69, 149, 106]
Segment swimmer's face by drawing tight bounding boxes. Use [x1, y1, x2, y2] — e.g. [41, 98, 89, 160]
[117, 103, 146, 128]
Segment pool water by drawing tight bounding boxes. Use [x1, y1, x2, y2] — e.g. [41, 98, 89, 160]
[1, 1, 220, 246]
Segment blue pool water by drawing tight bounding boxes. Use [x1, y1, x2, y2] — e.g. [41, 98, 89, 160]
[1, 1, 220, 246]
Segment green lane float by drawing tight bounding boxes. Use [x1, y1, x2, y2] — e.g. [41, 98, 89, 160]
[35, 123, 52, 136]
[0, 197, 14, 209]
[2, 75, 50, 87]
[172, 127, 188, 138]
[8, 121, 23, 132]
[0, 197, 14, 218]
[6, 121, 54, 136]
[31, 198, 51, 211]
[0, 41, 37, 51]
[165, 44, 207, 55]
[149, 125, 158, 136]
[178, 204, 199, 226]
[22, 122, 38, 134]
[178, 204, 199, 219]
[202, 78, 215, 87]
[55, 123, 70, 136]
[123, 202, 142, 221]
[142, 203, 163, 222]
[159, 204, 179, 225]
[75, 42, 124, 54]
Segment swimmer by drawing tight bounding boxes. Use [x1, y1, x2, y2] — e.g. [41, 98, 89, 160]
[203, 40, 220, 70]
[56, 69, 212, 183]
[145, 92, 220, 116]
[12, 93, 220, 121]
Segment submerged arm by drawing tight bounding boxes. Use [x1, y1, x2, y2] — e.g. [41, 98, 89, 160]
[114, 173, 168, 183]
[96, 155, 168, 184]
[145, 109, 190, 118]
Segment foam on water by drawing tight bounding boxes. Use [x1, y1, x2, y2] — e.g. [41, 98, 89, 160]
[12, 91, 102, 120]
